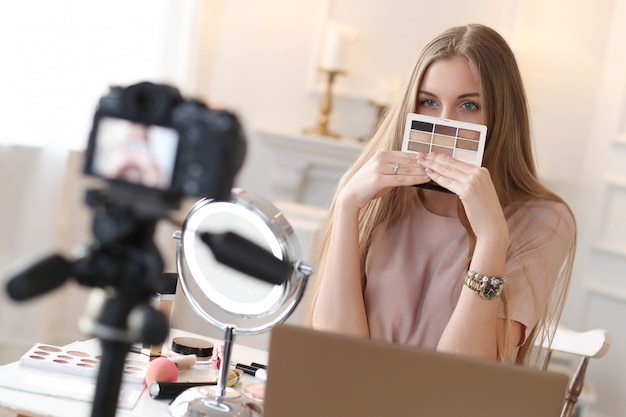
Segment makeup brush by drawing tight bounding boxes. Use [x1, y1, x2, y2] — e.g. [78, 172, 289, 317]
[148, 369, 243, 399]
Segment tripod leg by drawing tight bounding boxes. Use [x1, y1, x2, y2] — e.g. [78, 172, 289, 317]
[91, 339, 131, 417]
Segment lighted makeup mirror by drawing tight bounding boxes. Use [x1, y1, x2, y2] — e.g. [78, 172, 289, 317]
[170, 188, 314, 417]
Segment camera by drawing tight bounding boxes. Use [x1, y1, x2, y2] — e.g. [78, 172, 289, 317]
[83, 81, 246, 204]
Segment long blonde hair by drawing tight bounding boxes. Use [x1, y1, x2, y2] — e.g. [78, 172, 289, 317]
[315, 24, 576, 365]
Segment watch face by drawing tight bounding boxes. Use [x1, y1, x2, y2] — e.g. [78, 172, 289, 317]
[480, 277, 503, 300]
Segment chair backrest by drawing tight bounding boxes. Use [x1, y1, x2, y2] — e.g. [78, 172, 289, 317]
[543, 325, 611, 417]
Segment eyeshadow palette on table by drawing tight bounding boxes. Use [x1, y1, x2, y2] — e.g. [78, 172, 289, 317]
[0, 339, 146, 409]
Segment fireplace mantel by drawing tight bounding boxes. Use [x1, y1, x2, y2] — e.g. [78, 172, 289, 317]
[255, 128, 364, 208]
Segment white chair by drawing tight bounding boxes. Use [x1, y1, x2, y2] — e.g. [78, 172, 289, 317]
[542, 325, 611, 417]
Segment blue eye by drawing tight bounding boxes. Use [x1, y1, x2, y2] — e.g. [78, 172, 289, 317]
[420, 99, 437, 107]
[461, 101, 480, 111]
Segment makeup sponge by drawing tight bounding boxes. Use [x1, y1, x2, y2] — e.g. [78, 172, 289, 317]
[145, 357, 179, 385]
[144, 354, 197, 385]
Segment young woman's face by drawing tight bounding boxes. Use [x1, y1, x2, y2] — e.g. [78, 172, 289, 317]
[416, 55, 484, 125]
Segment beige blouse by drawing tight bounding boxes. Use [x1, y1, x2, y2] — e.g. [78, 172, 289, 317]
[364, 190, 575, 354]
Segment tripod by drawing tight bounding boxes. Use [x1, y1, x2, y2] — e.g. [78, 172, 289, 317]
[7, 188, 172, 417]
[6, 187, 297, 417]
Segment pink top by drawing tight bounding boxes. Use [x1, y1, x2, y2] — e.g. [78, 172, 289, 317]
[364, 191, 575, 356]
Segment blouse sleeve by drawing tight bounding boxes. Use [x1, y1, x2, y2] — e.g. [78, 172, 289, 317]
[498, 200, 576, 343]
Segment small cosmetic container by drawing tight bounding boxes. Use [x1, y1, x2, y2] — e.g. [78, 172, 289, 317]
[141, 272, 178, 359]
[170, 336, 215, 365]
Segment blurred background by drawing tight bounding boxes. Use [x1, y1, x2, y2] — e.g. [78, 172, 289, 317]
[0, 1, 624, 416]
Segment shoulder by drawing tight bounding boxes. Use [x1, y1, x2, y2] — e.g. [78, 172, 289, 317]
[505, 198, 575, 228]
[504, 198, 576, 251]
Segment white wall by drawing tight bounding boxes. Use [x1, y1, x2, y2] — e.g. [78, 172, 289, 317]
[211, 0, 612, 215]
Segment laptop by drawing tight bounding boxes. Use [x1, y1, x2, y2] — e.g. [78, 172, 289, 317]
[263, 325, 568, 417]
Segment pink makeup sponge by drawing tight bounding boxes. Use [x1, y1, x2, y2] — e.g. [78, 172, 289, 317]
[145, 357, 178, 385]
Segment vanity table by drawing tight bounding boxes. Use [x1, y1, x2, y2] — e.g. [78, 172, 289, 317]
[0, 328, 268, 417]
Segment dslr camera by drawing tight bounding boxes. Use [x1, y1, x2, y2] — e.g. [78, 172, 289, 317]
[83, 81, 246, 205]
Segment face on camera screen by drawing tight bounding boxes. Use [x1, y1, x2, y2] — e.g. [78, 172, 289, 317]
[92, 117, 179, 190]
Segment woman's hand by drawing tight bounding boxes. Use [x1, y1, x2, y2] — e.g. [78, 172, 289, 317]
[417, 152, 508, 240]
[338, 150, 430, 211]
[313, 150, 427, 336]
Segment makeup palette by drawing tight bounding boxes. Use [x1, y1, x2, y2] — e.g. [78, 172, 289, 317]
[19, 342, 147, 384]
[401, 113, 487, 192]
[0, 340, 146, 409]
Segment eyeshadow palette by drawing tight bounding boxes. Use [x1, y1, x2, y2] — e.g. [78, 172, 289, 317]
[19, 342, 147, 384]
[0, 340, 146, 409]
[401, 113, 487, 192]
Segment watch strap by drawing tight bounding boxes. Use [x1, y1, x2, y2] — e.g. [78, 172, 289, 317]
[464, 270, 506, 300]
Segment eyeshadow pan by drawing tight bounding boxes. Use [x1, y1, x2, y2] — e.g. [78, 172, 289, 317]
[456, 138, 479, 151]
[432, 134, 455, 147]
[411, 120, 434, 132]
[410, 130, 432, 143]
[434, 124, 457, 136]
[77, 363, 95, 368]
[431, 145, 453, 156]
[68, 350, 89, 357]
[453, 148, 478, 163]
[458, 128, 480, 141]
[38, 345, 62, 352]
[408, 141, 431, 153]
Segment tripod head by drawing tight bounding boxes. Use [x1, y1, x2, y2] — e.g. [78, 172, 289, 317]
[7, 188, 169, 340]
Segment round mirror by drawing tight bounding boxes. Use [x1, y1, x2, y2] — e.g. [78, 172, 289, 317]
[174, 187, 313, 335]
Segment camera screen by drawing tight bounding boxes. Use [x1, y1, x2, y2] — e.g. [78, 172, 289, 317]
[91, 117, 179, 190]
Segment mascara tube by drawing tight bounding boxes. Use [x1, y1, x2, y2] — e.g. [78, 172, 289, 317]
[235, 363, 268, 381]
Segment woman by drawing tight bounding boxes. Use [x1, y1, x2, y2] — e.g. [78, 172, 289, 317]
[311, 24, 576, 364]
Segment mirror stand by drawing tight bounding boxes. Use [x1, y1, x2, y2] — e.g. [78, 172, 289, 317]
[167, 189, 314, 417]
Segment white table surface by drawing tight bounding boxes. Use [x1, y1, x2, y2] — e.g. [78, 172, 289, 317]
[0, 328, 268, 417]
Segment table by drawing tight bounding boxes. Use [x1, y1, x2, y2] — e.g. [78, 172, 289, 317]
[0, 329, 268, 417]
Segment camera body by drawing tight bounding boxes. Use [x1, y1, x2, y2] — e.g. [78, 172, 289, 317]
[84, 82, 246, 204]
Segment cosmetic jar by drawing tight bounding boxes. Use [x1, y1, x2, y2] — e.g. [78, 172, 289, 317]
[170, 336, 214, 364]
